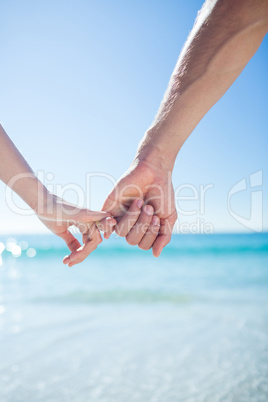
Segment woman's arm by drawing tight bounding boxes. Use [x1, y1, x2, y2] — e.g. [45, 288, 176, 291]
[0, 124, 116, 267]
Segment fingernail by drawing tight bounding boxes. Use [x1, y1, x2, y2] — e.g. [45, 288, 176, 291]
[63, 256, 70, 264]
[144, 205, 154, 216]
[152, 216, 160, 225]
[137, 199, 143, 209]
[105, 217, 115, 227]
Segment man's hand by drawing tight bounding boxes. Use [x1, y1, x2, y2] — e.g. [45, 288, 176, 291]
[102, 160, 177, 257]
[36, 193, 116, 267]
[101, 0, 268, 258]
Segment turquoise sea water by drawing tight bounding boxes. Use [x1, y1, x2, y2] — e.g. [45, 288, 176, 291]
[0, 233, 268, 402]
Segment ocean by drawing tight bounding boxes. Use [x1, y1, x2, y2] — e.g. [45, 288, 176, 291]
[0, 233, 268, 402]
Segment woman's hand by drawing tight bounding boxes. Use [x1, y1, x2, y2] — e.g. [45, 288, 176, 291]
[36, 193, 116, 267]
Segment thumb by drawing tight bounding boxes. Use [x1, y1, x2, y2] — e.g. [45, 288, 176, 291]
[102, 180, 124, 214]
[102, 193, 125, 217]
[102, 194, 117, 213]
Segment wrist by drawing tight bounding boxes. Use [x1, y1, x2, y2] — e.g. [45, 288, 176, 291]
[6, 171, 49, 213]
[135, 130, 177, 173]
[24, 177, 50, 214]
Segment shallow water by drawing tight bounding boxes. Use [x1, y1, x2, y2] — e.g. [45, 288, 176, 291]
[0, 233, 268, 402]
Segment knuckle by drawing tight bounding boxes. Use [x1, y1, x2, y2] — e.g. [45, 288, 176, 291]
[172, 211, 178, 223]
[78, 222, 87, 234]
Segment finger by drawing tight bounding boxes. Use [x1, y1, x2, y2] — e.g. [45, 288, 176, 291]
[102, 215, 123, 239]
[63, 225, 102, 267]
[138, 215, 160, 250]
[151, 218, 172, 258]
[126, 205, 154, 246]
[74, 209, 111, 223]
[65, 240, 99, 267]
[115, 198, 143, 237]
[62, 231, 82, 255]
[152, 211, 177, 257]
[103, 227, 114, 240]
[152, 233, 171, 257]
[96, 216, 117, 233]
[57, 209, 110, 226]
[102, 194, 118, 214]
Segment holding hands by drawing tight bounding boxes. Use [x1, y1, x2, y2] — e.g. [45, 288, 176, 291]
[1, 122, 176, 266]
[36, 193, 117, 267]
[42, 155, 177, 264]
[38, 151, 178, 265]
[4, 0, 265, 264]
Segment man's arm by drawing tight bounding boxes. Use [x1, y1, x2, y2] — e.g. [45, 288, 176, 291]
[0, 124, 116, 266]
[137, 0, 268, 170]
[103, 0, 268, 256]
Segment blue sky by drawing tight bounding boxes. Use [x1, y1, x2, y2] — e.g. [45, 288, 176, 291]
[0, 0, 267, 234]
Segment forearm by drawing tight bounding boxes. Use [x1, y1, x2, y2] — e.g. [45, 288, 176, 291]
[0, 124, 48, 211]
[136, 0, 268, 171]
